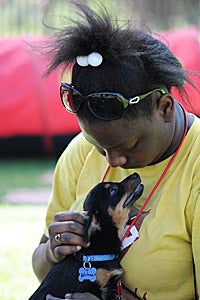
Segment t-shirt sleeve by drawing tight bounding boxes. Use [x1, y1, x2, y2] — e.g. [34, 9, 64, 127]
[44, 133, 92, 236]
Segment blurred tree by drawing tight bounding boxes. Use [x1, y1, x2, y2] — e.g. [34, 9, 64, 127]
[0, 0, 200, 36]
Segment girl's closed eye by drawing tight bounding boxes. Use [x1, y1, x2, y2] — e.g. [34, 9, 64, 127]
[125, 141, 139, 153]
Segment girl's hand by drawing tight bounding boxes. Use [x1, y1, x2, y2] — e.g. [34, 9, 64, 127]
[46, 290, 140, 300]
[46, 211, 89, 264]
[46, 292, 100, 299]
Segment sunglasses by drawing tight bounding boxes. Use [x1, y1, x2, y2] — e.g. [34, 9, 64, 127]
[60, 82, 167, 120]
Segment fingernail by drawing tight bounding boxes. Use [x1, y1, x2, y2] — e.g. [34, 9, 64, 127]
[46, 295, 51, 300]
[76, 245, 81, 251]
[65, 293, 72, 298]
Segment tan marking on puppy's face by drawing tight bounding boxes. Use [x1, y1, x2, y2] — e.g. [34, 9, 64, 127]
[96, 268, 123, 287]
[104, 183, 111, 189]
[108, 193, 131, 240]
[88, 215, 101, 234]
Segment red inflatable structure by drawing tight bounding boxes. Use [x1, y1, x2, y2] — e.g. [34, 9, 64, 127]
[0, 36, 80, 156]
[159, 26, 200, 115]
[0, 27, 200, 156]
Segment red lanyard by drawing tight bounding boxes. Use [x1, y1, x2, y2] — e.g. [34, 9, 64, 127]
[101, 165, 111, 182]
[102, 107, 188, 244]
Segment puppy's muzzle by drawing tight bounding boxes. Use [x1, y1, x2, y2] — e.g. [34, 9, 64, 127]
[122, 173, 144, 208]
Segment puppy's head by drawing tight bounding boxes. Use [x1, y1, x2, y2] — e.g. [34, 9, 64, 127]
[83, 173, 144, 242]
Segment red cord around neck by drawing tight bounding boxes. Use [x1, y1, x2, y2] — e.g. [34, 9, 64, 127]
[101, 165, 111, 182]
[101, 106, 188, 244]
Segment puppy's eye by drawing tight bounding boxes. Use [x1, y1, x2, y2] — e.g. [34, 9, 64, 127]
[109, 186, 118, 196]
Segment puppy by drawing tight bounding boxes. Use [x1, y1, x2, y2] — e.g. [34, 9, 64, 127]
[29, 173, 143, 300]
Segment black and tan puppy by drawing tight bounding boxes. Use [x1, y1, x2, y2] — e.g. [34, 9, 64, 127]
[29, 173, 143, 300]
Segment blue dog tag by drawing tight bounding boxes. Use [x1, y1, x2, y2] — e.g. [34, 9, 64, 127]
[78, 266, 96, 282]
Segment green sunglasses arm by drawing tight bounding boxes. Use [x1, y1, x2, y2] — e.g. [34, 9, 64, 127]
[129, 88, 167, 104]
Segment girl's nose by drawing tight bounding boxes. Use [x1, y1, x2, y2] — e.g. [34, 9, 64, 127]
[105, 150, 128, 167]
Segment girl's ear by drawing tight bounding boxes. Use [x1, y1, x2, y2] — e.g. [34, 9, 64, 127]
[156, 93, 175, 123]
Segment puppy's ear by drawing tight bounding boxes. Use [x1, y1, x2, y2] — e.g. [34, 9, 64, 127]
[84, 211, 101, 243]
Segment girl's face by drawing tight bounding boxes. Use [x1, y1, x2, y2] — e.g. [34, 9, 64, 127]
[78, 109, 175, 169]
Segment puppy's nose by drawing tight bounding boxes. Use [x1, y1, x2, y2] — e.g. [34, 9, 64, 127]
[131, 173, 139, 179]
[106, 151, 127, 167]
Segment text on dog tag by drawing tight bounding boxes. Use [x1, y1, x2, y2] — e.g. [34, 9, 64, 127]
[78, 266, 96, 282]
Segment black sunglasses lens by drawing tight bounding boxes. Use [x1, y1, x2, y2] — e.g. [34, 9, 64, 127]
[88, 95, 124, 120]
[61, 86, 82, 112]
[60, 86, 126, 120]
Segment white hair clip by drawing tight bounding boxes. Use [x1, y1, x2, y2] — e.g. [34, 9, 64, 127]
[76, 52, 103, 67]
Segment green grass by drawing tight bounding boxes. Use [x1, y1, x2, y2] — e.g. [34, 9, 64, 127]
[0, 204, 47, 300]
[0, 158, 56, 298]
[0, 158, 56, 199]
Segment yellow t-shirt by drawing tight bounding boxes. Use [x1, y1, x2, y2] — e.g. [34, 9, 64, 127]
[45, 116, 200, 300]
